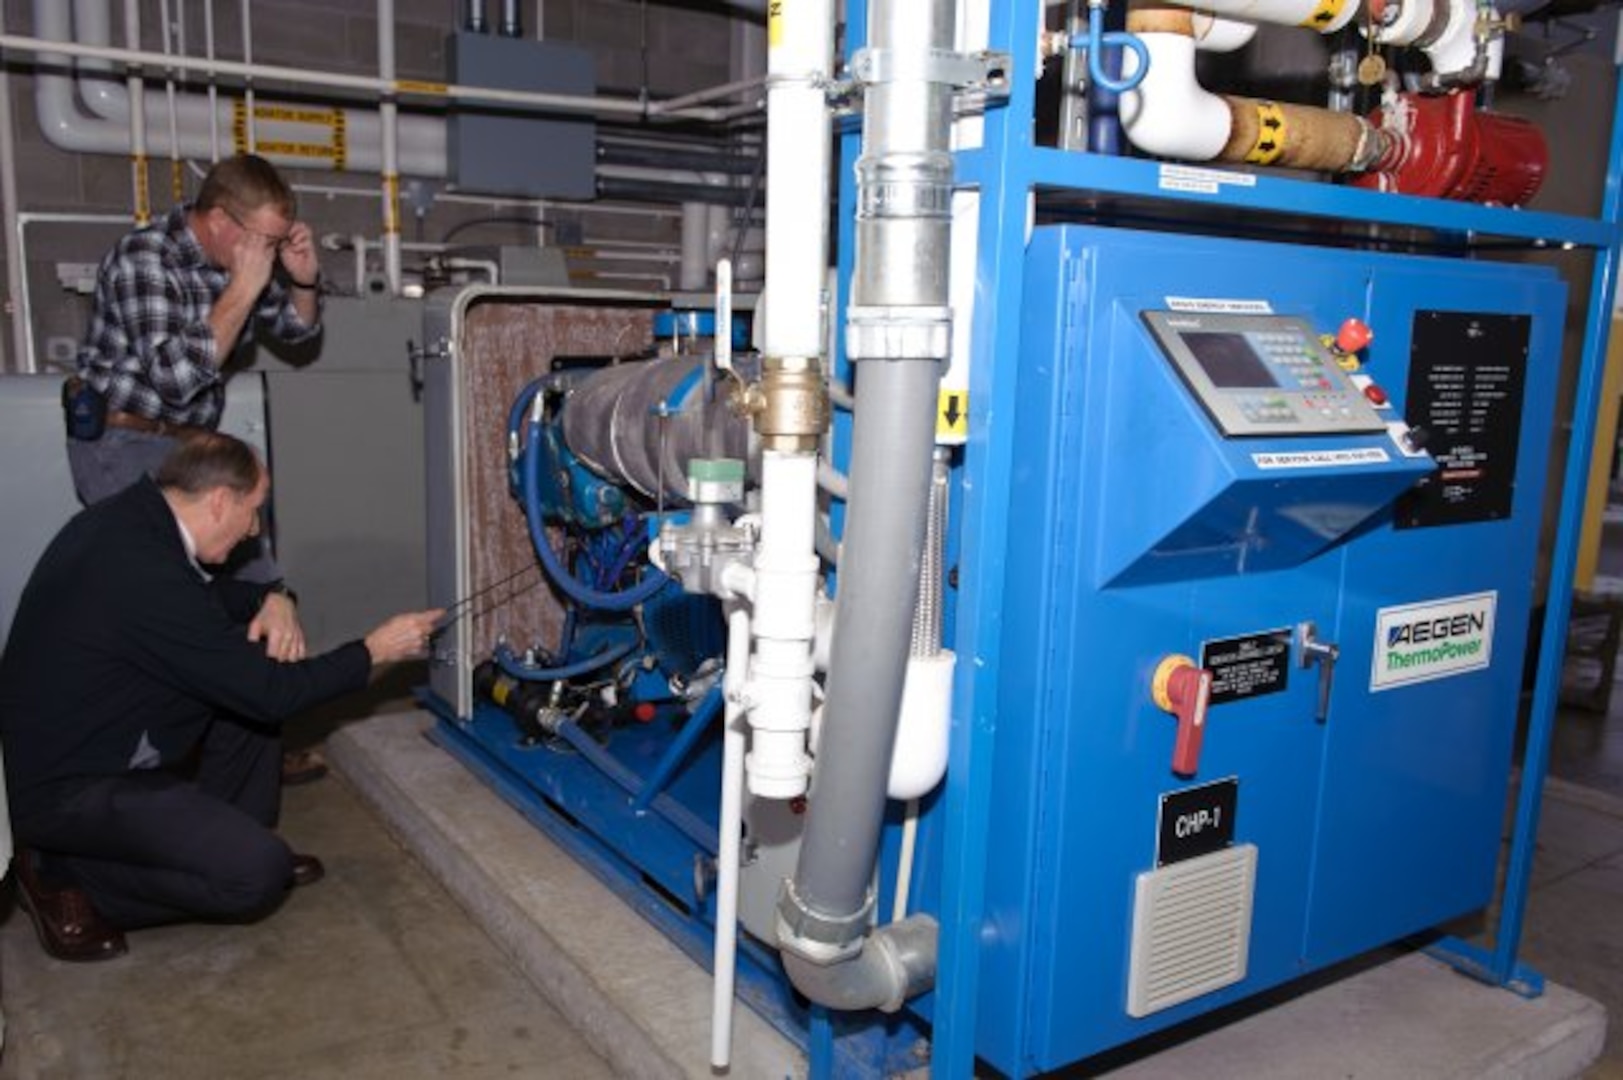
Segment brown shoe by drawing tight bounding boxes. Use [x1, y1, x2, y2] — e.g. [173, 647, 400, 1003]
[14, 850, 128, 963]
[290, 853, 325, 888]
[281, 747, 329, 787]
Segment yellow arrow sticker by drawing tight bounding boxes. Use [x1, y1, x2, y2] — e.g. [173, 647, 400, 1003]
[1245, 102, 1286, 166]
[1299, 0, 1348, 27]
[937, 390, 968, 439]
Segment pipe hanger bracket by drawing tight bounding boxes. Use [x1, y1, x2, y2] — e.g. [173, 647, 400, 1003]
[846, 47, 1013, 97]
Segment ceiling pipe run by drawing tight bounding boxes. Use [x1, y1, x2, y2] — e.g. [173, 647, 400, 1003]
[17, 0, 756, 181]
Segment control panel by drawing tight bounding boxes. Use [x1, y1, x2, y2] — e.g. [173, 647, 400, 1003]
[1142, 311, 1388, 437]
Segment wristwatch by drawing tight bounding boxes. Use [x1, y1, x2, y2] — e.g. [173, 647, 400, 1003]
[266, 581, 299, 605]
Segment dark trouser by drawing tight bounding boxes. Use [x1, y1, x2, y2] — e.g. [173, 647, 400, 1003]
[13, 716, 293, 930]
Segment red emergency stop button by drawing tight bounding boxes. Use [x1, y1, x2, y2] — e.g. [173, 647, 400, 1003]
[1151, 655, 1214, 778]
[1363, 383, 1389, 407]
[1336, 317, 1374, 354]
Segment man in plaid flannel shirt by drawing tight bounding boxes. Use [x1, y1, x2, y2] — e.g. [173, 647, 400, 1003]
[66, 154, 325, 769]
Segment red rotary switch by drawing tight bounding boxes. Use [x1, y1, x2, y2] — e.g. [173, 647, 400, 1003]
[1336, 317, 1374, 354]
[1363, 383, 1389, 407]
[1151, 655, 1214, 778]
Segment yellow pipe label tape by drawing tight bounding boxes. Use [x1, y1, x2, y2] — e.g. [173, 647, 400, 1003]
[769, 0, 784, 48]
[253, 104, 338, 125]
[395, 79, 448, 97]
[232, 99, 248, 155]
[384, 174, 401, 236]
[331, 110, 348, 172]
[253, 140, 343, 161]
[132, 154, 150, 225]
[1245, 101, 1286, 166]
[1300, 0, 1348, 29]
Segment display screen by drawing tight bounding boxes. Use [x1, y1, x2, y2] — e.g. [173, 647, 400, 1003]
[1184, 332, 1278, 389]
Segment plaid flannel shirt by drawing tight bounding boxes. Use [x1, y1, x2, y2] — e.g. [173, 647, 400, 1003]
[77, 204, 322, 428]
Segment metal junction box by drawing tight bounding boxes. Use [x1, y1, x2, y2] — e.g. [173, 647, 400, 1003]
[964, 226, 1564, 1073]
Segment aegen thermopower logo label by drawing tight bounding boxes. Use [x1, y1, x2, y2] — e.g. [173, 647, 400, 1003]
[1370, 592, 1497, 691]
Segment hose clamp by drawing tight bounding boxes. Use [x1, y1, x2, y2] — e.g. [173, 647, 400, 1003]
[846, 305, 952, 363]
[775, 878, 875, 964]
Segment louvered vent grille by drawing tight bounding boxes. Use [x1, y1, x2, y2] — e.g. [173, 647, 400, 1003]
[1126, 844, 1257, 1018]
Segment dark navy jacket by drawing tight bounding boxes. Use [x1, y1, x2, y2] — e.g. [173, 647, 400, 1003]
[0, 478, 368, 823]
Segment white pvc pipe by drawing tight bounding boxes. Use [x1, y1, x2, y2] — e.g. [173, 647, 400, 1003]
[712, 607, 751, 1069]
[122, 0, 149, 222]
[1370, 0, 1480, 80]
[1191, 12, 1261, 52]
[378, 0, 402, 294]
[239, 0, 256, 149]
[760, 0, 832, 361]
[735, 0, 833, 808]
[1193, 0, 1358, 32]
[202, 0, 218, 159]
[891, 800, 919, 923]
[1119, 32, 1233, 162]
[157, 0, 182, 200]
[744, 450, 819, 798]
[0, 5, 29, 371]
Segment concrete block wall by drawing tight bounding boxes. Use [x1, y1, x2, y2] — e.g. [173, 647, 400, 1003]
[0, 0, 754, 372]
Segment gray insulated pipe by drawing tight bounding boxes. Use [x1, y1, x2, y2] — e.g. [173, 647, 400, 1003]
[561, 358, 750, 503]
[775, 0, 954, 1012]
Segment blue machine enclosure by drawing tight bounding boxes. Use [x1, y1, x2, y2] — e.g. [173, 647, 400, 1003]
[967, 226, 1565, 1074]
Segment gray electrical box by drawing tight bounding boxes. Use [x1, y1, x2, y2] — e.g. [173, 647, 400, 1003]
[446, 32, 596, 199]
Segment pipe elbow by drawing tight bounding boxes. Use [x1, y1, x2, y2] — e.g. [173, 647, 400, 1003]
[1119, 33, 1233, 161]
[779, 916, 938, 1014]
[1191, 12, 1259, 52]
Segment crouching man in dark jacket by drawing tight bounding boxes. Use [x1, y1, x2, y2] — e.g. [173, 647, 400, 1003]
[0, 432, 440, 961]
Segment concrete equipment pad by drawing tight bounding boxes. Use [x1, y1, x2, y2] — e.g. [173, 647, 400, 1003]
[331, 711, 1607, 1079]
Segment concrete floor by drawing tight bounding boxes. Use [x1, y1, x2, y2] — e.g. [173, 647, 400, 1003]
[0, 636, 1621, 1077]
[0, 745, 617, 1079]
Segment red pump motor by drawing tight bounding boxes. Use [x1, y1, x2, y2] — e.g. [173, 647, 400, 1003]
[1355, 89, 1548, 207]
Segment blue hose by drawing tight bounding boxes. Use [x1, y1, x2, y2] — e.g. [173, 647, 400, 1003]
[521, 413, 670, 611]
[492, 639, 636, 682]
[507, 375, 553, 447]
[1079, 4, 1148, 95]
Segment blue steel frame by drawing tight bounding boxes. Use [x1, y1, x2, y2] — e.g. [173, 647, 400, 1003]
[885, 1, 1623, 1076]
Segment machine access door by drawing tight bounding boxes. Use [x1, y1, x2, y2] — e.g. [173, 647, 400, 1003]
[1301, 257, 1565, 964]
[977, 225, 1444, 1074]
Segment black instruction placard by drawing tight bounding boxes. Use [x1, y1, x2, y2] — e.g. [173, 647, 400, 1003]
[1397, 311, 1530, 529]
[1200, 629, 1291, 706]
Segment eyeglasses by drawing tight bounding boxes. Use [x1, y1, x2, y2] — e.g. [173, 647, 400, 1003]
[222, 206, 292, 252]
